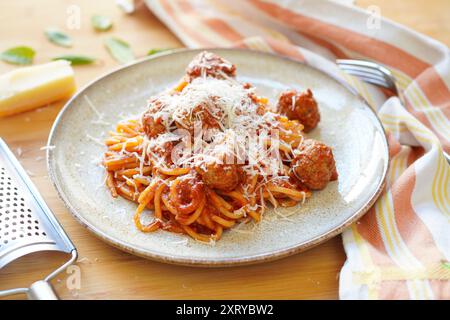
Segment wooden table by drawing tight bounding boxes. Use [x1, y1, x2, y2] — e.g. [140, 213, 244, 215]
[0, 0, 448, 300]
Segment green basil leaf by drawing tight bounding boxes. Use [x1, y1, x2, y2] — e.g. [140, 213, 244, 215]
[147, 48, 171, 56]
[0, 46, 35, 65]
[92, 15, 113, 31]
[104, 37, 134, 64]
[443, 262, 450, 270]
[45, 28, 73, 47]
[52, 55, 96, 65]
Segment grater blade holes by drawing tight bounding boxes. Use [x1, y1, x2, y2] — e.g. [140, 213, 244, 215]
[0, 165, 49, 250]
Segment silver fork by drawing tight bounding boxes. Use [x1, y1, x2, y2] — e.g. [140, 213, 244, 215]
[337, 59, 450, 163]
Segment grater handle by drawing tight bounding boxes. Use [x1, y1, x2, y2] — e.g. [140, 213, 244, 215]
[0, 250, 77, 299]
[27, 280, 59, 300]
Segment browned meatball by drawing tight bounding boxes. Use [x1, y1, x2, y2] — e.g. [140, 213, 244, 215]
[141, 98, 166, 138]
[277, 89, 320, 132]
[141, 111, 165, 138]
[291, 139, 338, 190]
[186, 51, 236, 81]
[198, 163, 241, 192]
[177, 102, 223, 132]
[194, 103, 222, 129]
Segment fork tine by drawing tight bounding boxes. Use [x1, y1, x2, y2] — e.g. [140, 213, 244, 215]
[338, 69, 391, 88]
[337, 59, 388, 71]
[337, 64, 387, 78]
[337, 63, 390, 81]
[337, 59, 397, 90]
[338, 66, 388, 83]
[338, 59, 394, 78]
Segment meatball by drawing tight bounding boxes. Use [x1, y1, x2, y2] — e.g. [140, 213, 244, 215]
[194, 103, 222, 129]
[186, 51, 236, 81]
[198, 163, 241, 192]
[176, 102, 223, 132]
[291, 139, 337, 190]
[277, 89, 320, 132]
[141, 97, 166, 138]
[141, 111, 165, 138]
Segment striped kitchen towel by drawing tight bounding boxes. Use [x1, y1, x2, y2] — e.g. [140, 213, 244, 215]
[146, 0, 450, 299]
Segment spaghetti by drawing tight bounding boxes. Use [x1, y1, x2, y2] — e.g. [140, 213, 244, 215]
[103, 51, 337, 243]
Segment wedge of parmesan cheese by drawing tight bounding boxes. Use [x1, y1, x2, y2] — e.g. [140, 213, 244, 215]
[0, 60, 76, 117]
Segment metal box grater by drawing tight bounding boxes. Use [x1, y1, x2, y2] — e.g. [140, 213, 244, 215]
[0, 138, 77, 299]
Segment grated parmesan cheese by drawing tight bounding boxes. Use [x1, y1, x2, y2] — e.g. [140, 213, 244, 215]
[140, 76, 288, 182]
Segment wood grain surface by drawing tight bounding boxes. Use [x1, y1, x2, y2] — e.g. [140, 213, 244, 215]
[0, 0, 448, 300]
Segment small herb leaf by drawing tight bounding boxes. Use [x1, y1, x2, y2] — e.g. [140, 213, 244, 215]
[52, 55, 96, 65]
[92, 15, 113, 31]
[104, 37, 134, 64]
[147, 48, 171, 56]
[0, 46, 35, 65]
[45, 28, 73, 47]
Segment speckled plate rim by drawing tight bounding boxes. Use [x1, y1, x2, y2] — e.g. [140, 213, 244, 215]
[47, 48, 389, 267]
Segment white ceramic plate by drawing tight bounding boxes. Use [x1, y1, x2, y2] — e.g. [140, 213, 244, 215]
[47, 49, 388, 266]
